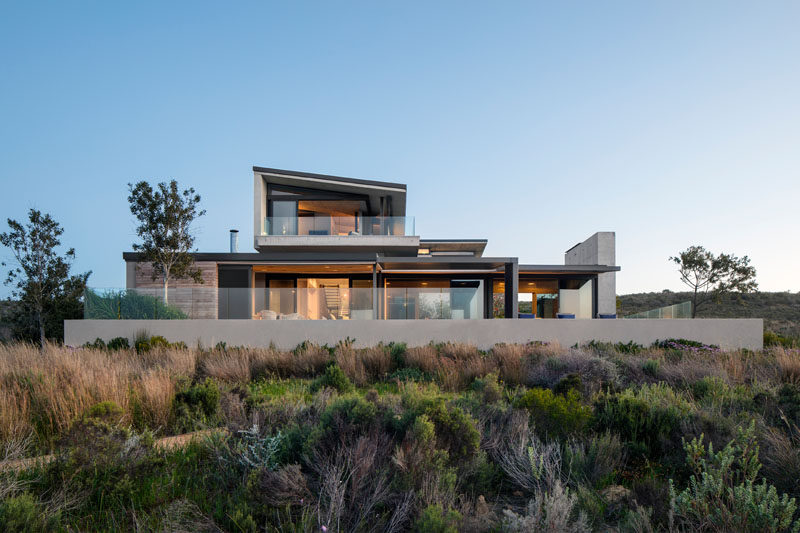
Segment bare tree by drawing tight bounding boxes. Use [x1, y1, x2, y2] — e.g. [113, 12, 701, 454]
[670, 245, 757, 318]
[128, 180, 205, 303]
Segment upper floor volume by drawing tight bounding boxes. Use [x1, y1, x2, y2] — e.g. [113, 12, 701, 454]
[253, 166, 420, 256]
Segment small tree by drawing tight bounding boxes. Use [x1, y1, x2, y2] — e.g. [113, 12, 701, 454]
[0, 209, 91, 346]
[128, 180, 206, 303]
[670, 245, 757, 318]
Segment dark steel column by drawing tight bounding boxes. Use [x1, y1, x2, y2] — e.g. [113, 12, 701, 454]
[504, 262, 519, 319]
[372, 263, 379, 319]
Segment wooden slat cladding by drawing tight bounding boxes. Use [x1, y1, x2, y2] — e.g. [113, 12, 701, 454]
[131, 261, 219, 319]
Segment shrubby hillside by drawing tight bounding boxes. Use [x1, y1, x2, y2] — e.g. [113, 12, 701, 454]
[3, 339, 800, 531]
[618, 291, 800, 336]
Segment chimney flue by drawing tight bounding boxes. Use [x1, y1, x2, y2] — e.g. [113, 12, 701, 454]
[229, 229, 239, 253]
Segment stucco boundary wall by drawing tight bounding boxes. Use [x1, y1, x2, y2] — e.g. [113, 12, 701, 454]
[66, 318, 763, 351]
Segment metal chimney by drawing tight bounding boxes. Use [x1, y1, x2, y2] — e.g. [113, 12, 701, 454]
[229, 229, 239, 253]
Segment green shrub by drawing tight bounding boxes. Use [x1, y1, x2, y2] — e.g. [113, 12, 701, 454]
[515, 387, 592, 437]
[389, 367, 433, 383]
[641, 359, 660, 377]
[85, 400, 123, 420]
[84, 337, 106, 350]
[320, 394, 377, 430]
[471, 372, 504, 403]
[765, 330, 800, 348]
[0, 493, 61, 533]
[149, 335, 170, 349]
[83, 288, 186, 320]
[389, 341, 407, 368]
[670, 421, 800, 532]
[594, 383, 693, 458]
[106, 336, 130, 350]
[553, 373, 583, 396]
[304, 394, 379, 456]
[134, 331, 151, 354]
[584, 340, 645, 355]
[309, 363, 353, 393]
[414, 504, 461, 533]
[424, 401, 481, 465]
[173, 377, 220, 431]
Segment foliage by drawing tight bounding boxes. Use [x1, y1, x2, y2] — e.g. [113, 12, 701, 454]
[619, 290, 800, 338]
[414, 504, 462, 533]
[0, 492, 62, 533]
[652, 338, 719, 352]
[766, 330, 800, 348]
[641, 359, 660, 378]
[309, 363, 354, 393]
[127, 180, 206, 301]
[553, 373, 583, 396]
[173, 377, 220, 431]
[515, 387, 592, 438]
[670, 422, 800, 532]
[669, 245, 758, 318]
[85, 400, 123, 420]
[471, 372, 504, 403]
[389, 366, 434, 383]
[584, 340, 646, 355]
[594, 383, 693, 458]
[83, 288, 186, 320]
[502, 480, 591, 533]
[0, 209, 90, 345]
[8, 341, 800, 531]
[106, 336, 130, 350]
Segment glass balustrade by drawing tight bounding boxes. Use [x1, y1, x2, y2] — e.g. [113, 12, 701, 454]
[84, 286, 481, 320]
[625, 301, 692, 319]
[263, 216, 415, 236]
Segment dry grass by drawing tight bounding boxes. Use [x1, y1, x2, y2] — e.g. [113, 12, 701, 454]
[776, 347, 800, 384]
[0, 340, 789, 449]
[0, 342, 197, 444]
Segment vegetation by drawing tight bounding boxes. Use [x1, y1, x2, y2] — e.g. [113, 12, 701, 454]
[83, 287, 187, 319]
[669, 245, 758, 318]
[2, 339, 800, 531]
[127, 179, 206, 303]
[0, 209, 90, 345]
[618, 290, 800, 339]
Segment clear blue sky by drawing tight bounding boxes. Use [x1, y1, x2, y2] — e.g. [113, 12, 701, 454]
[1, 1, 799, 296]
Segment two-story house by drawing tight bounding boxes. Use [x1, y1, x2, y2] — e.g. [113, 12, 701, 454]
[121, 166, 619, 321]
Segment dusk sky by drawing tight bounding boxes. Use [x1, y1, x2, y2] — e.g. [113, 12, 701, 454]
[1, 2, 799, 297]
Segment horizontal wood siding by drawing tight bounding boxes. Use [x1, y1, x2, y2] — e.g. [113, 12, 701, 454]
[131, 261, 218, 319]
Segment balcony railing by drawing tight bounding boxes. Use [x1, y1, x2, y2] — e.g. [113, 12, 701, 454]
[624, 301, 692, 319]
[83, 286, 482, 320]
[263, 216, 415, 237]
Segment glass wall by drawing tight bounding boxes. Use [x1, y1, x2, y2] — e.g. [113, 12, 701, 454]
[384, 280, 483, 319]
[493, 279, 562, 318]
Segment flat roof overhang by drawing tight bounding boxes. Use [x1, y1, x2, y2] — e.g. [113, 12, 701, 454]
[123, 252, 619, 275]
[419, 239, 487, 257]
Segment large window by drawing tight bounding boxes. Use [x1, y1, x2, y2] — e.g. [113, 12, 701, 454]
[267, 185, 367, 236]
[384, 279, 483, 319]
[493, 279, 561, 318]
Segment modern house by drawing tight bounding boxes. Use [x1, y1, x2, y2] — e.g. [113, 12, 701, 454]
[122, 166, 619, 322]
[65, 166, 762, 350]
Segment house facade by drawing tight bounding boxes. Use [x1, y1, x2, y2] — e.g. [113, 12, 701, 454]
[122, 166, 620, 322]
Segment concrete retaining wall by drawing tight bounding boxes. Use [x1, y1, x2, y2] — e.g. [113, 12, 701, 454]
[65, 318, 763, 350]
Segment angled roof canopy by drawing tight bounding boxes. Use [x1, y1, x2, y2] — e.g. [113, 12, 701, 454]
[254, 166, 407, 216]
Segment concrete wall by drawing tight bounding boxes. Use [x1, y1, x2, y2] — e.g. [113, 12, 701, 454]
[565, 232, 616, 316]
[66, 318, 763, 351]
